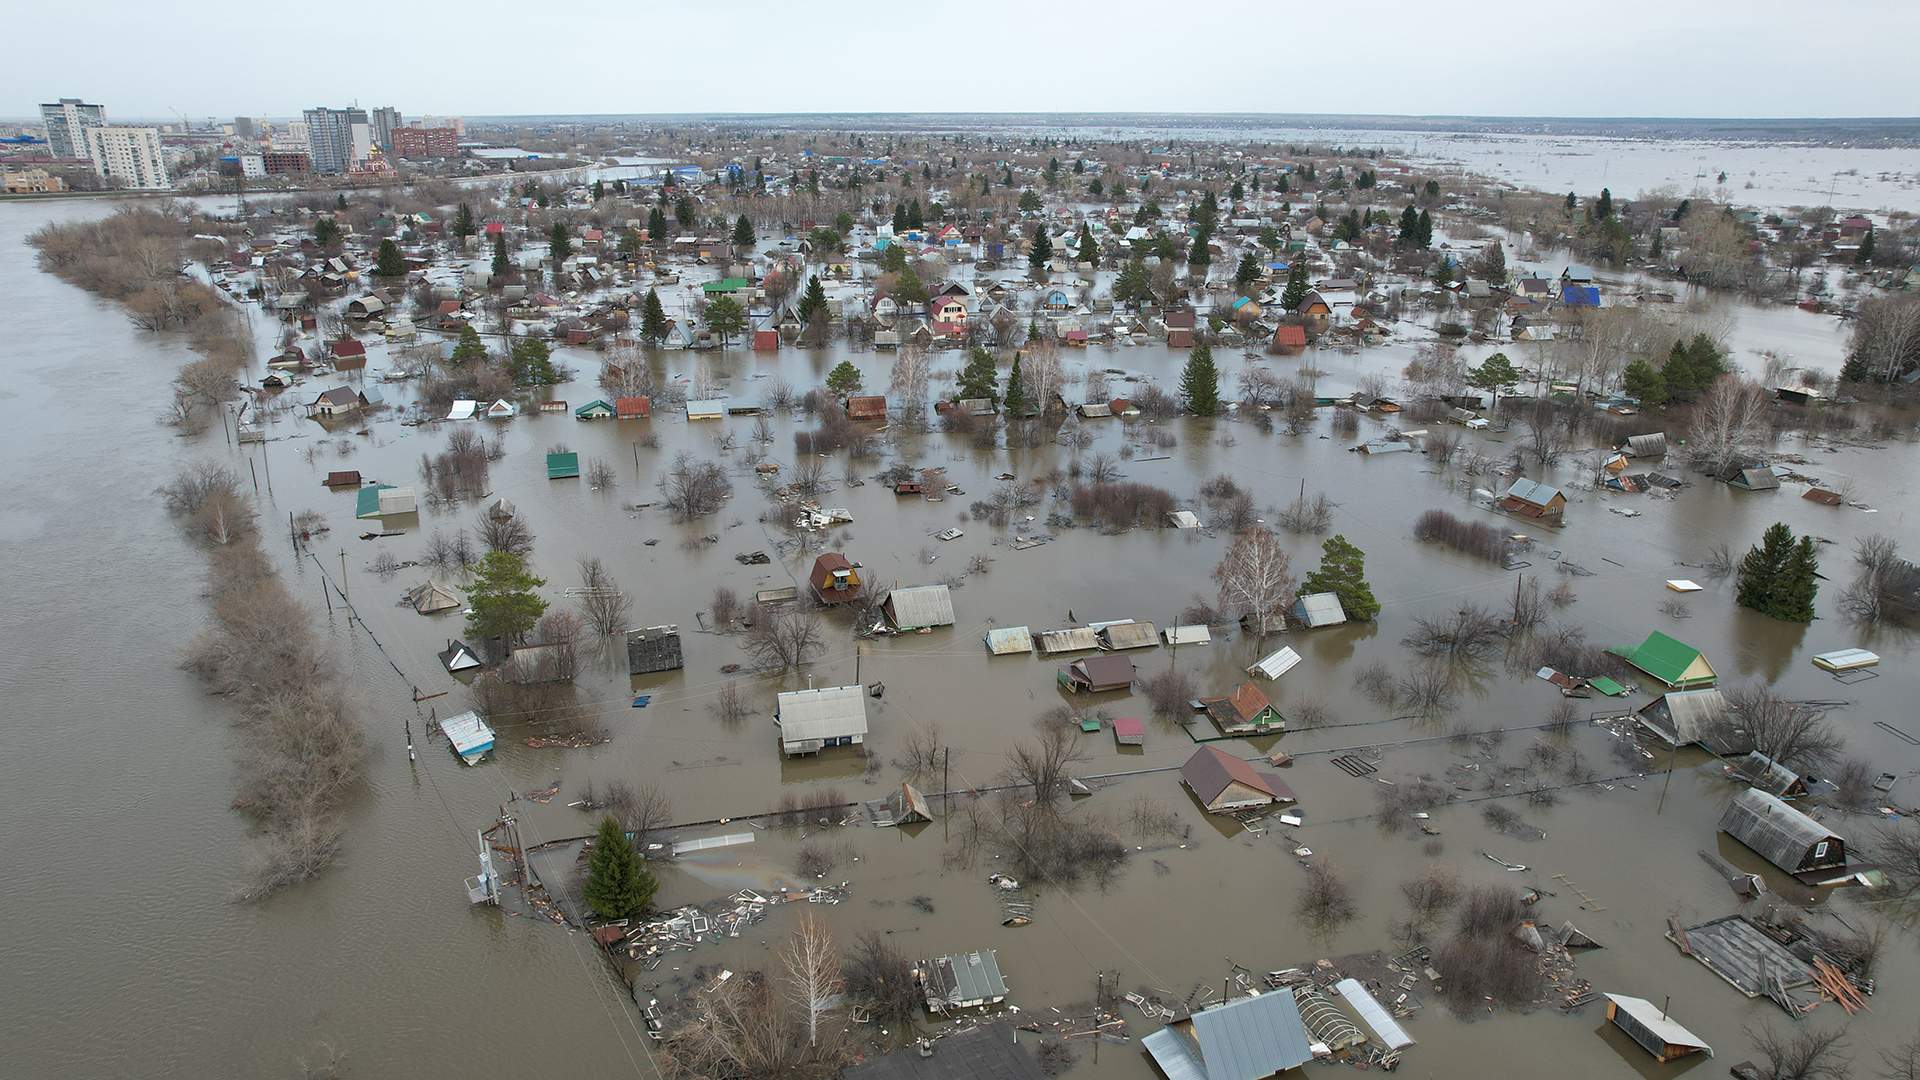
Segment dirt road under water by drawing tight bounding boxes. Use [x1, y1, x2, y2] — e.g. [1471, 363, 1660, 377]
[3, 193, 1918, 1079]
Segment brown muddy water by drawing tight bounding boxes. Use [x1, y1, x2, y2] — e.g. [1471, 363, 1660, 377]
[4, 195, 1919, 1079]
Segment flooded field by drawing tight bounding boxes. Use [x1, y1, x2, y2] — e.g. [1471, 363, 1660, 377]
[4, 190, 1919, 1080]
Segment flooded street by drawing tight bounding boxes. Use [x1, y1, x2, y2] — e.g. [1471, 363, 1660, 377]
[4, 187, 1919, 1080]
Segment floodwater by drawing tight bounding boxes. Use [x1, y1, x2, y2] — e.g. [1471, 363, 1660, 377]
[4, 191, 1920, 1080]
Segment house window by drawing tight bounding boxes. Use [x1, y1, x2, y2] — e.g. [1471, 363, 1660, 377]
[1813, 841, 1830, 860]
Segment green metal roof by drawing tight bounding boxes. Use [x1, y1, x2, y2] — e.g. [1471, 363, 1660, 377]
[574, 399, 613, 417]
[701, 277, 749, 293]
[546, 452, 580, 479]
[1588, 676, 1627, 697]
[1615, 630, 1709, 687]
[355, 483, 394, 519]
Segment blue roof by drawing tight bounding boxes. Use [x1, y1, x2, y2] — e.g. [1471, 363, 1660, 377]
[1562, 285, 1600, 307]
[1143, 992, 1312, 1080]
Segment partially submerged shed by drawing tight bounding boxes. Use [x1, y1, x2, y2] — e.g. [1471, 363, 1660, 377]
[1603, 994, 1711, 1063]
[918, 950, 1009, 1013]
[1733, 751, 1808, 798]
[1634, 688, 1733, 751]
[1059, 653, 1136, 693]
[882, 585, 955, 631]
[405, 580, 461, 614]
[983, 626, 1033, 655]
[1719, 788, 1847, 881]
[809, 552, 865, 605]
[1035, 627, 1099, 655]
[440, 710, 496, 765]
[546, 451, 580, 479]
[624, 625, 684, 675]
[774, 685, 868, 756]
[1248, 646, 1302, 680]
[1112, 717, 1145, 746]
[1293, 592, 1347, 628]
[1096, 621, 1158, 651]
[1501, 477, 1567, 521]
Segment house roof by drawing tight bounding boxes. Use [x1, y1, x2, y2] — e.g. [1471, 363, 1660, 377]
[615, 395, 650, 417]
[1719, 788, 1842, 871]
[1097, 621, 1158, 650]
[1143, 988, 1313, 1080]
[1505, 477, 1564, 506]
[984, 626, 1033, 655]
[1069, 653, 1136, 687]
[1112, 717, 1145, 738]
[1616, 631, 1714, 688]
[847, 395, 888, 419]
[1635, 688, 1729, 748]
[1180, 746, 1293, 805]
[1221, 682, 1274, 724]
[1294, 592, 1347, 627]
[1603, 995, 1710, 1057]
[884, 585, 955, 629]
[775, 685, 869, 744]
[1037, 627, 1100, 654]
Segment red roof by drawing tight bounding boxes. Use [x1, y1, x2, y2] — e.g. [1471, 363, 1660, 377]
[615, 396, 650, 418]
[483, 221, 504, 235]
[1272, 324, 1307, 349]
[1112, 717, 1145, 738]
[846, 395, 888, 420]
[931, 320, 966, 337]
[752, 329, 780, 350]
[330, 338, 366, 357]
[437, 299, 462, 315]
[1164, 309, 1197, 330]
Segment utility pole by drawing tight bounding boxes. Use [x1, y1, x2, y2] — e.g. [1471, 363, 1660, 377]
[1657, 738, 1678, 815]
[943, 747, 950, 815]
[339, 550, 350, 608]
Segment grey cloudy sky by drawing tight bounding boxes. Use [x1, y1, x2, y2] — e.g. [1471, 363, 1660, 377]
[7, 0, 1917, 121]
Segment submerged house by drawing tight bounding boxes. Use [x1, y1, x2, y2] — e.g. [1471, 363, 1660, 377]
[439, 710, 496, 765]
[1095, 621, 1158, 651]
[1142, 980, 1314, 1080]
[1603, 994, 1712, 1063]
[983, 626, 1033, 656]
[774, 684, 868, 756]
[405, 580, 461, 614]
[624, 625, 684, 676]
[546, 451, 580, 479]
[843, 1022, 1043, 1080]
[918, 950, 1009, 1013]
[882, 585, 955, 631]
[1204, 682, 1283, 734]
[1292, 592, 1347, 629]
[1719, 788, 1848, 881]
[1058, 653, 1136, 693]
[1180, 746, 1295, 813]
[1501, 478, 1567, 522]
[1634, 688, 1735, 752]
[1613, 631, 1717, 689]
[1734, 751, 1808, 799]
[808, 553, 865, 605]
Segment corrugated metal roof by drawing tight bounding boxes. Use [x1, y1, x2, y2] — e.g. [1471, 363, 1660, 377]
[1294, 592, 1347, 627]
[1141, 1028, 1208, 1080]
[1164, 624, 1212, 646]
[929, 950, 1008, 1006]
[1334, 978, 1414, 1049]
[1248, 647, 1301, 680]
[440, 710, 495, 760]
[1190, 990, 1314, 1080]
[983, 626, 1032, 655]
[1036, 627, 1099, 654]
[685, 399, 726, 419]
[884, 585, 955, 629]
[1505, 477, 1564, 506]
[775, 685, 868, 746]
[1098, 621, 1159, 650]
[1719, 788, 1843, 872]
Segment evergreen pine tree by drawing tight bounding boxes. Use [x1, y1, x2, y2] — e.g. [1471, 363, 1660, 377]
[907, 199, 924, 229]
[1397, 205, 1420, 247]
[1180, 343, 1219, 416]
[509, 336, 557, 385]
[582, 815, 657, 921]
[1777, 535, 1821, 623]
[453, 202, 476, 240]
[826, 360, 862, 396]
[957, 347, 1000, 405]
[704, 295, 745, 346]
[375, 238, 404, 278]
[796, 275, 828, 325]
[1736, 523, 1818, 622]
[1234, 252, 1261, 292]
[1078, 223, 1098, 263]
[490, 233, 508, 277]
[1280, 264, 1310, 311]
[1596, 188, 1613, 219]
[1299, 535, 1380, 621]
[549, 222, 572, 262]
[641, 288, 669, 344]
[1029, 224, 1053, 274]
[1416, 209, 1433, 248]
[1003, 354, 1030, 417]
[647, 205, 667, 239]
[892, 203, 908, 232]
[1114, 256, 1152, 308]
[466, 550, 547, 643]
[1857, 228, 1875, 265]
[1229, 180, 1244, 202]
[1188, 225, 1213, 267]
[732, 214, 755, 249]
[450, 324, 487, 364]
[1621, 359, 1668, 405]
[1840, 351, 1872, 383]
[591, 179, 605, 201]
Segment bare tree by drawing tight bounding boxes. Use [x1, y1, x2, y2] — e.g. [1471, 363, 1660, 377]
[710, 586, 740, 631]
[1880, 1025, 1920, 1080]
[844, 929, 921, 1029]
[476, 509, 535, 557]
[1213, 527, 1295, 633]
[782, 913, 842, 1048]
[1398, 866, 1462, 942]
[1004, 715, 1087, 811]
[573, 557, 630, 636]
[743, 604, 825, 671]
[1746, 1023, 1850, 1080]
[658, 450, 733, 519]
[581, 780, 674, 848]
[1298, 862, 1358, 935]
[1838, 535, 1917, 627]
[1850, 294, 1920, 382]
[1142, 669, 1193, 718]
[1688, 376, 1771, 475]
[709, 679, 748, 727]
[1721, 684, 1844, 768]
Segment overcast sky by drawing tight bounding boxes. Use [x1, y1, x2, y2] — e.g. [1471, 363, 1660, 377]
[7, 0, 1917, 121]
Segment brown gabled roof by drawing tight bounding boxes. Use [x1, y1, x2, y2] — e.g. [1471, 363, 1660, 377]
[847, 395, 888, 420]
[1164, 308, 1197, 329]
[1180, 746, 1295, 804]
[812, 552, 853, 582]
[1224, 681, 1273, 724]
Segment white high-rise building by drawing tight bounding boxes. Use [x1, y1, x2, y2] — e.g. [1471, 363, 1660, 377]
[369, 106, 400, 151]
[84, 126, 170, 190]
[302, 107, 368, 174]
[40, 98, 105, 159]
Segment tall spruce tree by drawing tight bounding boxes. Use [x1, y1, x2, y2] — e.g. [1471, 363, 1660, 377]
[1737, 522, 1819, 622]
[1180, 343, 1220, 416]
[1299, 535, 1380, 621]
[1003, 354, 1029, 417]
[795, 275, 828, 325]
[1029, 224, 1053, 274]
[375, 238, 404, 278]
[1280, 263, 1309, 311]
[582, 815, 656, 921]
[549, 222, 572, 262]
[732, 214, 755, 249]
[453, 202, 476, 241]
[491, 232, 508, 276]
[957, 347, 1000, 404]
[641, 288, 669, 344]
